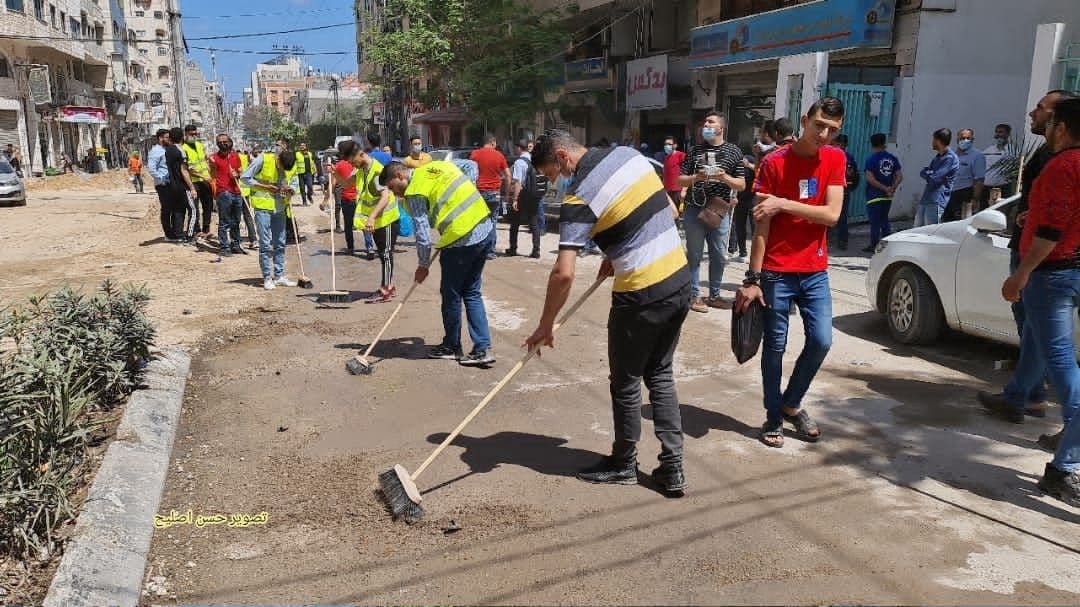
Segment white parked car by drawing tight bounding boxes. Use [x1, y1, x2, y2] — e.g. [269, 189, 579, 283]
[0, 158, 25, 206]
[866, 194, 1080, 348]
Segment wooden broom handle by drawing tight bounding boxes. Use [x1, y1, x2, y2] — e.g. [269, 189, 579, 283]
[412, 275, 608, 481]
[328, 192, 338, 290]
[361, 249, 441, 359]
[288, 207, 307, 278]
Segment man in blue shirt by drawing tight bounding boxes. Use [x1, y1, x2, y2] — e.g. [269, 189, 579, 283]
[367, 132, 392, 166]
[916, 128, 959, 227]
[863, 133, 903, 251]
[941, 128, 986, 221]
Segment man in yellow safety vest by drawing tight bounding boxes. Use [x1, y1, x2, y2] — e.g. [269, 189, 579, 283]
[236, 149, 258, 249]
[296, 142, 317, 206]
[240, 149, 301, 290]
[183, 125, 214, 238]
[352, 152, 400, 303]
[381, 160, 497, 366]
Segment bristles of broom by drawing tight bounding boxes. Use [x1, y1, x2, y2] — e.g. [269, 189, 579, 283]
[378, 466, 424, 523]
[318, 291, 350, 303]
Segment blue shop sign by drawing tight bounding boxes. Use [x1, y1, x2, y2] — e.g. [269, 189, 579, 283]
[690, 0, 896, 70]
[565, 57, 610, 91]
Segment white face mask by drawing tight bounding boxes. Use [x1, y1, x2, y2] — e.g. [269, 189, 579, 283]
[412, 144, 423, 154]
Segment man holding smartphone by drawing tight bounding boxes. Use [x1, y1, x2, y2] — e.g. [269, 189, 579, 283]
[678, 112, 746, 313]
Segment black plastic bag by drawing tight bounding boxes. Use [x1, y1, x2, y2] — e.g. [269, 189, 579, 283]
[731, 300, 764, 364]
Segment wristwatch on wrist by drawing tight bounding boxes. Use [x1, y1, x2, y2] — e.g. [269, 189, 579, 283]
[743, 270, 761, 286]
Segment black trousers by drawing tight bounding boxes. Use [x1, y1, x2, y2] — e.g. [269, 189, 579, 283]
[607, 284, 691, 465]
[372, 220, 400, 288]
[942, 186, 974, 222]
[156, 184, 173, 238]
[730, 200, 754, 255]
[193, 181, 214, 233]
[508, 208, 540, 255]
[164, 187, 193, 240]
[340, 200, 358, 250]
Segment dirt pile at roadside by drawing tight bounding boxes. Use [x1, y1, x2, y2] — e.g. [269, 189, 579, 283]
[26, 169, 132, 192]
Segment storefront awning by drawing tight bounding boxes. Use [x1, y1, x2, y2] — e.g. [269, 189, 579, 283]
[412, 107, 470, 125]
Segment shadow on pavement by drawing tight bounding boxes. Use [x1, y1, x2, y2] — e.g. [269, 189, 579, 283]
[333, 336, 429, 361]
[643, 403, 756, 440]
[424, 431, 603, 479]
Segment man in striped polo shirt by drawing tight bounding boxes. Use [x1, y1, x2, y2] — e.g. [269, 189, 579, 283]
[525, 130, 692, 495]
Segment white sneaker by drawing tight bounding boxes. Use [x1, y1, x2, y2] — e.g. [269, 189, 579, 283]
[263, 278, 276, 290]
[274, 276, 297, 287]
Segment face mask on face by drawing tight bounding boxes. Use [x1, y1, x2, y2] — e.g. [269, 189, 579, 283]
[701, 127, 716, 141]
[663, 144, 674, 154]
[958, 139, 973, 151]
[185, 136, 195, 144]
[271, 144, 282, 154]
[995, 137, 1007, 146]
[217, 142, 231, 151]
[412, 144, 423, 154]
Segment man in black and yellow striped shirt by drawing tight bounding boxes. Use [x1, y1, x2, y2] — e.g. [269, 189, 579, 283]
[525, 130, 692, 495]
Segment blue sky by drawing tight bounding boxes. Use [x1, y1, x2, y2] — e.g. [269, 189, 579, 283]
[180, 0, 357, 104]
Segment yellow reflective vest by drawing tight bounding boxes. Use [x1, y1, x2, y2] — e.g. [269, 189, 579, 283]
[353, 158, 400, 231]
[238, 153, 251, 197]
[184, 140, 209, 182]
[248, 153, 299, 212]
[404, 161, 490, 248]
[295, 150, 309, 174]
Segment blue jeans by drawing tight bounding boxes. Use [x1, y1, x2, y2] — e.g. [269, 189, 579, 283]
[1002, 269, 1080, 472]
[914, 203, 941, 227]
[439, 229, 495, 352]
[867, 199, 892, 247]
[216, 191, 243, 251]
[254, 208, 287, 279]
[683, 204, 729, 299]
[480, 191, 500, 255]
[1009, 248, 1048, 403]
[300, 173, 314, 204]
[537, 199, 547, 234]
[761, 270, 833, 424]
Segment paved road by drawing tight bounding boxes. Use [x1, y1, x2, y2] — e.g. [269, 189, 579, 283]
[137, 204, 1079, 605]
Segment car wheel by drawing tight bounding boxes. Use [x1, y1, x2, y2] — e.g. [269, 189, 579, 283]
[887, 265, 943, 345]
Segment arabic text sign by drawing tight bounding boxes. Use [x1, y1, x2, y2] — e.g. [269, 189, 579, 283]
[690, 0, 896, 70]
[565, 57, 609, 92]
[626, 55, 668, 111]
[59, 106, 107, 124]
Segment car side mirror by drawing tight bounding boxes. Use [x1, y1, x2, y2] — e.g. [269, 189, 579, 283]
[971, 209, 1008, 233]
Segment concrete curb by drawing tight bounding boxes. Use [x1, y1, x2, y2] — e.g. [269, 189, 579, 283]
[43, 348, 191, 607]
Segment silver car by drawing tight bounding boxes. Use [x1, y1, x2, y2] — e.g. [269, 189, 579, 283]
[0, 158, 25, 206]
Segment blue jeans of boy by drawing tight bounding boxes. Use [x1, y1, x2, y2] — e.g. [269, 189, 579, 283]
[1002, 269, 1080, 472]
[761, 270, 833, 424]
[254, 208, 286, 280]
[683, 204, 729, 299]
[439, 229, 495, 353]
[216, 191, 243, 251]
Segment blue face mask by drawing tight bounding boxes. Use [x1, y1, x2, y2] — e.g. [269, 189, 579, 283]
[554, 159, 574, 198]
[958, 139, 973, 151]
[663, 144, 674, 154]
[995, 137, 1007, 146]
[701, 127, 716, 141]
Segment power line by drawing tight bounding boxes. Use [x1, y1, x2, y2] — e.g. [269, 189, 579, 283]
[190, 46, 350, 56]
[187, 22, 354, 40]
[183, 6, 344, 19]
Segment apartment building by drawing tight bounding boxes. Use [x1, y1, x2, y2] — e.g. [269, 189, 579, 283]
[250, 55, 304, 115]
[124, 0, 184, 133]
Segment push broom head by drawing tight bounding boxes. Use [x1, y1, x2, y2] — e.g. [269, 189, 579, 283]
[317, 290, 350, 303]
[346, 355, 374, 375]
[297, 276, 314, 289]
[378, 464, 424, 522]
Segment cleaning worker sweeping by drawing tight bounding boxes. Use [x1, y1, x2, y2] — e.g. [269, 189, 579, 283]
[378, 160, 497, 367]
[240, 145, 302, 291]
[524, 130, 692, 495]
[354, 149, 400, 304]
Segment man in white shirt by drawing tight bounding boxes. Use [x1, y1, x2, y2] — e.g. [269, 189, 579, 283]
[982, 123, 1016, 204]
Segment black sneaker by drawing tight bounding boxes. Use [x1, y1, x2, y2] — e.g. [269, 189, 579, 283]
[977, 391, 1024, 424]
[459, 349, 496, 367]
[1037, 430, 1063, 452]
[529, 251, 540, 259]
[577, 458, 638, 485]
[232, 246, 249, 255]
[427, 345, 462, 360]
[504, 248, 518, 257]
[367, 250, 376, 261]
[651, 463, 687, 496]
[1036, 463, 1080, 507]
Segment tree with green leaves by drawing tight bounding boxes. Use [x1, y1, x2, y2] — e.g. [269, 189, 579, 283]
[269, 114, 308, 148]
[241, 105, 276, 142]
[363, 0, 571, 130]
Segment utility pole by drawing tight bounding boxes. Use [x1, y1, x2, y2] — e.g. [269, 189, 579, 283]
[167, 0, 189, 126]
[330, 73, 341, 139]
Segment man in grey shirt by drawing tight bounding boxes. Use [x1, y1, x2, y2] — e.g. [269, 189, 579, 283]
[941, 128, 985, 221]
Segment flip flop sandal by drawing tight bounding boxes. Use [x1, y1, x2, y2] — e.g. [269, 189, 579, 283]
[783, 409, 821, 442]
[759, 421, 784, 448]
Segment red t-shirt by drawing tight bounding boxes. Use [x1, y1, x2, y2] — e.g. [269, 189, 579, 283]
[1020, 148, 1080, 266]
[754, 144, 847, 272]
[470, 147, 508, 192]
[334, 160, 357, 201]
[663, 150, 686, 192]
[208, 151, 241, 195]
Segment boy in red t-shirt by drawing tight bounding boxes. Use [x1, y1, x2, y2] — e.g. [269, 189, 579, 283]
[736, 98, 848, 448]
